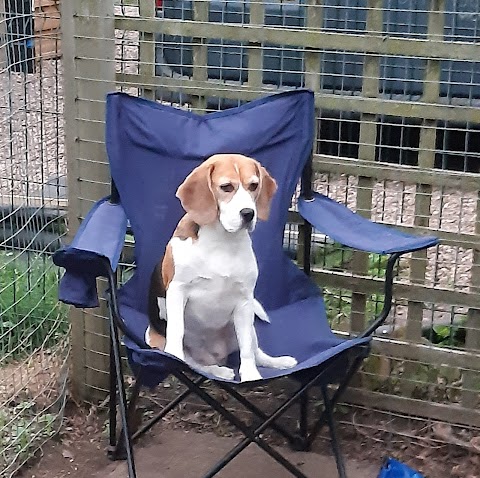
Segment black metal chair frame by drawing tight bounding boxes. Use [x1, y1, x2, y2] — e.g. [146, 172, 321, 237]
[102, 161, 404, 478]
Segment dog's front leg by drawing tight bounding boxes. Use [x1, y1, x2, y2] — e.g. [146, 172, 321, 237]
[235, 299, 262, 382]
[164, 281, 186, 362]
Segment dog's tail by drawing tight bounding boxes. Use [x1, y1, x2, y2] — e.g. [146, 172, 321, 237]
[253, 299, 270, 323]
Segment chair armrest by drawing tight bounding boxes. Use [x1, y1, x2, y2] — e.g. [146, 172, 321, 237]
[53, 197, 128, 308]
[298, 192, 438, 254]
[298, 192, 439, 338]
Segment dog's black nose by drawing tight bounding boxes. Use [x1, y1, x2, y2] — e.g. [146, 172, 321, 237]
[240, 208, 255, 223]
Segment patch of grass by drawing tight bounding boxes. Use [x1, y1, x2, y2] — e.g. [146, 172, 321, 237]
[0, 251, 68, 474]
[312, 245, 389, 329]
[0, 251, 68, 361]
[0, 401, 59, 474]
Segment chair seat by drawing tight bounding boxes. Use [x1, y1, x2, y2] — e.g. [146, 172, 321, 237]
[121, 296, 371, 386]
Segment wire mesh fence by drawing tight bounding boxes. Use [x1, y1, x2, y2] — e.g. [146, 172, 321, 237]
[0, 1, 68, 476]
[62, 0, 480, 475]
[112, 0, 480, 407]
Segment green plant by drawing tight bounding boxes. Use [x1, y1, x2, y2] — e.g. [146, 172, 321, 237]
[0, 251, 69, 361]
[368, 253, 389, 277]
[0, 401, 58, 473]
[422, 316, 467, 347]
[314, 247, 389, 329]
[323, 288, 351, 330]
[311, 242, 353, 269]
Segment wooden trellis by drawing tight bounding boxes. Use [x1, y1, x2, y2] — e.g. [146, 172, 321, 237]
[63, 0, 480, 427]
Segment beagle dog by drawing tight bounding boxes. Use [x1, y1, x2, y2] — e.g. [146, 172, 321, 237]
[146, 154, 297, 382]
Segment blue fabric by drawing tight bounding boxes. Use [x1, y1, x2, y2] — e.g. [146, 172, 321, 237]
[377, 458, 425, 478]
[105, 90, 318, 315]
[299, 193, 439, 254]
[105, 89, 364, 385]
[53, 198, 128, 308]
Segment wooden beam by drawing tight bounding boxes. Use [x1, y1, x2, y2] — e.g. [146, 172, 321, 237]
[115, 17, 480, 63]
[112, 73, 480, 123]
[343, 388, 480, 428]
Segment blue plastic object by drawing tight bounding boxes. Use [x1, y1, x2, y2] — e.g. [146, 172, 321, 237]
[378, 458, 425, 478]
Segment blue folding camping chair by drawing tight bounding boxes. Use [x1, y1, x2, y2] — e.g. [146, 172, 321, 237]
[54, 90, 438, 478]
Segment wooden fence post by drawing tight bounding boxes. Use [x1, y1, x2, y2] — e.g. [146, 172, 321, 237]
[61, 0, 116, 402]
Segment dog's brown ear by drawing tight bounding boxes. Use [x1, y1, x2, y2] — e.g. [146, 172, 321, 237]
[176, 162, 217, 225]
[256, 164, 277, 221]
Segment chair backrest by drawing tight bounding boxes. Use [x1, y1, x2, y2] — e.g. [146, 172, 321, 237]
[105, 90, 318, 314]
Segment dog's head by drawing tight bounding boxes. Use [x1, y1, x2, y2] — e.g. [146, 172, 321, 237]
[176, 154, 277, 233]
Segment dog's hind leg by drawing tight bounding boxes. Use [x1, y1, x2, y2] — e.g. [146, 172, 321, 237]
[252, 327, 297, 369]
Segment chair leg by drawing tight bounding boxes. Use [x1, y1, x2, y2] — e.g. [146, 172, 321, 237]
[108, 337, 118, 453]
[291, 389, 310, 452]
[108, 317, 137, 478]
[114, 377, 142, 460]
[132, 376, 206, 441]
[299, 389, 308, 440]
[322, 386, 347, 478]
[174, 370, 324, 478]
[216, 381, 299, 446]
[305, 355, 365, 449]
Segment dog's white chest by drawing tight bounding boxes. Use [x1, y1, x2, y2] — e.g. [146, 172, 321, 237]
[170, 227, 257, 327]
[171, 227, 257, 280]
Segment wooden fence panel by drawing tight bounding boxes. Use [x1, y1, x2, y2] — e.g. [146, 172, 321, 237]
[66, 0, 480, 424]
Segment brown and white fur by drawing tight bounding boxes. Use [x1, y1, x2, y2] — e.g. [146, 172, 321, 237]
[146, 154, 297, 382]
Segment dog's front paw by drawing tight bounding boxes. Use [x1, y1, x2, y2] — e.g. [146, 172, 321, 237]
[213, 366, 235, 381]
[164, 344, 185, 362]
[240, 364, 262, 383]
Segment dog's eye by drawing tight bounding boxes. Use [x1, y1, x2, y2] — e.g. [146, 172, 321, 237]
[220, 183, 234, 193]
[248, 182, 259, 192]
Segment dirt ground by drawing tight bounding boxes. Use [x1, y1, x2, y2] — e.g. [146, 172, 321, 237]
[15, 402, 109, 478]
[16, 379, 480, 478]
[16, 402, 377, 478]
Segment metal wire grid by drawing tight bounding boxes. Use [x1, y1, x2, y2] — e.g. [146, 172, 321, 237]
[113, 1, 480, 175]
[0, 1, 68, 476]
[58, 0, 479, 443]
[115, 0, 480, 388]
[149, 1, 480, 99]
